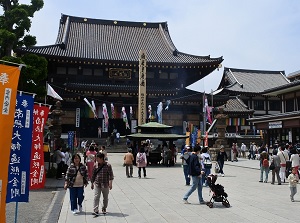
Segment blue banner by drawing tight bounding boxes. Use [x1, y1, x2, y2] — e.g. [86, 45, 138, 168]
[6, 92, 34, 203]
[191, 127, 198, 148]
[68, 131, 74, 150]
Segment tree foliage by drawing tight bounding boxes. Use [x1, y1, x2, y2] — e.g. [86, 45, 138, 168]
[0, 0, 44, 57]
[0, 0, 47, 97]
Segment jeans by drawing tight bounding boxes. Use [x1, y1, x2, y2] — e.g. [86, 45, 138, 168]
[260, 167, 269, 182]
[69, 186, 84, 211]
[183, 176, 204, 202]
[93, 186, 109, 212]
[218, 161, 224, 174]
[201, 168, 211, 186]
[290, 187, 297, 199]
[183, 165, 190, 185]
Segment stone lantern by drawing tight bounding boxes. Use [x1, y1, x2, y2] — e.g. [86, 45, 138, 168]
[49, 101, 65, 149]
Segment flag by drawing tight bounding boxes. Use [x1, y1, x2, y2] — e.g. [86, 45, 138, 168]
[47, 84, 63, 100]
[29, 104, 50, 190]
[0, 64, 21, 222]
[6, 92, 35, 203]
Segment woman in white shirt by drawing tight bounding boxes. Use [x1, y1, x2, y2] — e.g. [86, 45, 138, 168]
[290, 148, 300, 176]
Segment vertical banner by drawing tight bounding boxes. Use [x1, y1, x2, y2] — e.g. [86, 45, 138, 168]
[0, 64, 21, 222]
[6, 92, 34, 203]
[138, 50, 146, 125]
[29, 104, 50, 190]
[75, 108, 80, 128]
[68, 131, 74, 150]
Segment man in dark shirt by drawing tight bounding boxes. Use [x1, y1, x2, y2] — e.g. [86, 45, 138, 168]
[182, 146, 206, 204]
[91, 153, 114, 216]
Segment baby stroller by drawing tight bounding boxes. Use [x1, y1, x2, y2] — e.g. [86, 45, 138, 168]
[206, 174, 230, 208]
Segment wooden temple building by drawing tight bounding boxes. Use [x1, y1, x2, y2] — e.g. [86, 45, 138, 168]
[16, 14, 223, 138]
[249, 79, 300, 145]
[207, 67, 291, 146]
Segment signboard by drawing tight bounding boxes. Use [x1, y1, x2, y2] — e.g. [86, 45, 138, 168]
[0, 64, 21, 222]
[75, 108, 80, 127]
[138, 50, 146, 125]
[102, 119, 108, 133]
[6, 92, 34, 203]
[29, 104, 50, 190]
[269, 121, 282, 129]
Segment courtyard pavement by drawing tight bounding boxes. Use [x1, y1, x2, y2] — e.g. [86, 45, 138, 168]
[53, 154, 298, 223]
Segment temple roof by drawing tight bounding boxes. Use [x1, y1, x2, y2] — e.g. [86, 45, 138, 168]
[263, 79, 300, 96]
[248, 110, 300, 124]
[16, 14, 223, 66]
[216, 67, 289, 94]
[218, 96, 254, 114]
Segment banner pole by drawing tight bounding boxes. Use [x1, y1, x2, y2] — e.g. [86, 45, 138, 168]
[14, 201, 18, 223]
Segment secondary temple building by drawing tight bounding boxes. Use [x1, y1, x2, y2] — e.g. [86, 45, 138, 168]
[17, 14, 223, 138]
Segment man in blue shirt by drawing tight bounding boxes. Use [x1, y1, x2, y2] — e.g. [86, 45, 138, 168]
[183, 146, 206, 204]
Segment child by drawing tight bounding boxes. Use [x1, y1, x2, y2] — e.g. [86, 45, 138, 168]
[287, 167, 299, 202]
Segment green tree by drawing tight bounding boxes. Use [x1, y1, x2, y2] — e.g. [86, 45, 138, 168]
[0, 0, 47, 97]
[0, 0, 44, 57]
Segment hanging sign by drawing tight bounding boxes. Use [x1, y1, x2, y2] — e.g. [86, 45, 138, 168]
[29, 104, 50, 190]
[6, 92, 34, 203]
[0, 64, 21, 222]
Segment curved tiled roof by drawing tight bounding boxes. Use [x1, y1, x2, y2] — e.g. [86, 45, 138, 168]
[217, 67, 289, 94]
[218, 97, 254, 113]
[17, 14, 223, 65]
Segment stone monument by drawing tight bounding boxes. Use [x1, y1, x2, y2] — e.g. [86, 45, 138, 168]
[49, 101, 65, 149]
[210, 107, 230, 160]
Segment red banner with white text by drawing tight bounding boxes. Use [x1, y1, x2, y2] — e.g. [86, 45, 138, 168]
[29, 104, 50, 190]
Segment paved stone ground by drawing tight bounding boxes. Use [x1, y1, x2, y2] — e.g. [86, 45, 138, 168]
[5, 155, 299, 223]
[57, 154, 299, 223]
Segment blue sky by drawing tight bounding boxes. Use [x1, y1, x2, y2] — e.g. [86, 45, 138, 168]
[20, 0, 300, 92]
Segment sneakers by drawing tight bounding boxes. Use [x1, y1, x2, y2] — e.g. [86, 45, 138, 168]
[102, 208, 107, 214]
[78, 205, 82, 212]
[200, 200, 206, 204]
[183, 199, 190, 204]
[221, 174, 225, 177]
[92, 211, 99, 216]
[72, 209, 78, 215]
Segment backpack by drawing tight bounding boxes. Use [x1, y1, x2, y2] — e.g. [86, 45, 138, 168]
[262, 158, 269, 167]
[203, 156, 212, 169]
[137, 154, 145, 163]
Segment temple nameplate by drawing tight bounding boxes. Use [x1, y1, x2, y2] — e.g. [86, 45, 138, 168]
[109, 68, 131, 79]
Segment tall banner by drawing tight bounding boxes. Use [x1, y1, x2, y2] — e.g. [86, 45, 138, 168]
[138, 50, 146, 125]
[68, 131, 74, 150]
[0, 64, 21, 222]
[29, 104, 50, 190]
[6, 92, 35, 203]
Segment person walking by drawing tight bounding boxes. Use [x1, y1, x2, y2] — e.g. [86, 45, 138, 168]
[290, 148, 300, 176]
[231, 143, 238, 162]
[124, 148, 134, 177]
[180, 146, 192, 185]
[240, 143, 246, 158]
[270, 149, 281, 185]
[64, 154, 88, 215]
[287, 167, 299, 202]
[86, 145, 97, 181]
[91, 153, 114, 216]
[54, 146, 65, 180]
[277, 144, 289, 183]
[259, 151, 269, 183]
[136, 147, 147, 178]
[200, 147, 212, 186]
[217, 145, 228, 177]
[182, 146, 206, 204]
